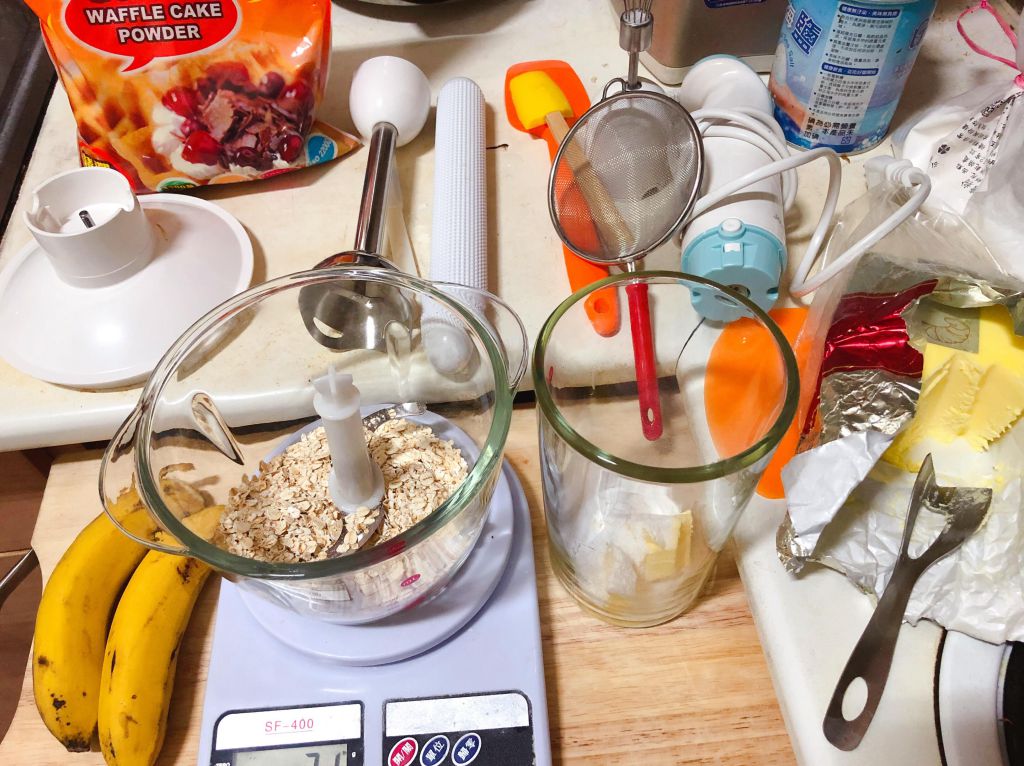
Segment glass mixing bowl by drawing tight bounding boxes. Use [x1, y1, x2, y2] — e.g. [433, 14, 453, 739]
[534, 271, 798, 627]
[100, 267, 526, 624]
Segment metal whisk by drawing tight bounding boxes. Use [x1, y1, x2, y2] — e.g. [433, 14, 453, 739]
[621, 0, 654, 90]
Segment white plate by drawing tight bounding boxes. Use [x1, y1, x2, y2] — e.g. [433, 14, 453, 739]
[0, 194, 252, 388]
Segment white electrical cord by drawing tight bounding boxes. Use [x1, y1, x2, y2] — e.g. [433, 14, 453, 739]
[791, 162, 931, 296]
[683, 107, 932, 299]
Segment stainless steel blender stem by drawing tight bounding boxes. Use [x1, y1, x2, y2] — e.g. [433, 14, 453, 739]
[302, 120, 413, 350]
[313, 120, 399, 271]
[619, 8, 654, 90]
[353, 122, 398, 260]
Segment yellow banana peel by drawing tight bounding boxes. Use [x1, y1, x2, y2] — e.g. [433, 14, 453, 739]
[98, 551, 212, 766]
[32, 492, 156, 752]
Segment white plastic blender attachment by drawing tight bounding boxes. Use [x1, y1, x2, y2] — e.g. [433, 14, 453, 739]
[301, 56, 431, 351]
[312, 366, 385, 518]
[547, 90, 704, 265]
[424, 77, 487, 377]
[0, 167, 253, 388]
[25, 167, 154, 288]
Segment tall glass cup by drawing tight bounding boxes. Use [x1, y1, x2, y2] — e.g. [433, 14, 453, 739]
[534, 272, 798, 627]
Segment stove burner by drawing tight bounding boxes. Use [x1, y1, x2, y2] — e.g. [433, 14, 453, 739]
[935, 631, 1024, 766]
[1001, 643, 1024, 764]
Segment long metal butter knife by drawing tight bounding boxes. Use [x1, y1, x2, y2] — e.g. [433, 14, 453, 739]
[822, 454, 992, 750]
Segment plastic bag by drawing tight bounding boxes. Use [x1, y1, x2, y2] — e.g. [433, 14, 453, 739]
[783, 173, 1013, 552]
[24, 0, 359, 192]
[777, 173, 1024, 642]
[894, 1, 1024, 279]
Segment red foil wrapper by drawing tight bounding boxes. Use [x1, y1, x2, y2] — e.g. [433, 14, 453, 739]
[803, 280, 937, 438]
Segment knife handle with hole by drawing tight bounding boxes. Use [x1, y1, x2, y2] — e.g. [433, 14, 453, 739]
[0, 550, 37, 609]
[823, 456, 992, 750]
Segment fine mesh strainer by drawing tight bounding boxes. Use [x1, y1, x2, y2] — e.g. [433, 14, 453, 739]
[548, 88, 703, 266]
[546, 81, 703, 440]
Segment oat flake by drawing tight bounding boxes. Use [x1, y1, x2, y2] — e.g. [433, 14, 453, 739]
[218, 418, 467, 563]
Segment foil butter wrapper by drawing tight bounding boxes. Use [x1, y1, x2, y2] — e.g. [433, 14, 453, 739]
[781, 263, 1024, 568]
[778, 210, 1024, 640]
[780, 260, 939, 570]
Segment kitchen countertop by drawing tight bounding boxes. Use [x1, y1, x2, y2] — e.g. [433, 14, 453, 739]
[0, 406, 795, 766]
[3, 0, 1020, 764]
[731, 5, 1022, 766]
[0, 0, 872, 452]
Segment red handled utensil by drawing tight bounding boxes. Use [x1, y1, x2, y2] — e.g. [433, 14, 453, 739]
[625, 279, 662, 439]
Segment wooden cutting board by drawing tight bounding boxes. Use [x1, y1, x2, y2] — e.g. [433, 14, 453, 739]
[0, 406, 794, 765]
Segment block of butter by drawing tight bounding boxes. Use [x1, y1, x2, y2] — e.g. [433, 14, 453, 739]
[640, 510, 693, 582]
[580, 508, 695, 606]
[885, 305, 1024, 471]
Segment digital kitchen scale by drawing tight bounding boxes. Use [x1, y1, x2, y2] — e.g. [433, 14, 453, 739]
[197, 461, 551, 766]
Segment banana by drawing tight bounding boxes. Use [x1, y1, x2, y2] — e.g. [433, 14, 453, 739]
[182, 504, 225, 540]
[98, 551, 212, 766]
[33, 490, 157, 752]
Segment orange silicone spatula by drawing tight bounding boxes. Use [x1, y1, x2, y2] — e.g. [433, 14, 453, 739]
[505, 60, 620, 337]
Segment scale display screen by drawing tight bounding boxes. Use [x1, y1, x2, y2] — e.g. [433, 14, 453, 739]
[210, 702, 362, 766]
[233, 743, 348, 765]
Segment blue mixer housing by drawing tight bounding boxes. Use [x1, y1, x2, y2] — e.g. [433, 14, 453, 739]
[682, 217, 786, 323]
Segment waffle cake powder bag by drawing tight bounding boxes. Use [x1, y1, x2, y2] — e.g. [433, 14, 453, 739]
[25, 0, 358, 191]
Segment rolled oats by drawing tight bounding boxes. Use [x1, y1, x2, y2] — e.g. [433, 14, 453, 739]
[218, 418, 468, 563]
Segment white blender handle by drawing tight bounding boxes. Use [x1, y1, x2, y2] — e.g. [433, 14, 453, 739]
[425, 77, 487, 375]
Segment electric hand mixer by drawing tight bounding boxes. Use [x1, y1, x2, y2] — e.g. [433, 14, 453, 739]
[678, 57, 788, 322]
[675, 56, 933, 320]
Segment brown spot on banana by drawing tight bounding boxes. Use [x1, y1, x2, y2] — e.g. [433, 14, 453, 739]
[61, 735, 92, 753]
[36, 655, 50, 667]
[51, 697, 66, 710]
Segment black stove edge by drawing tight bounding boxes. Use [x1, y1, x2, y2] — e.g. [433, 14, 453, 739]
[0, 29, 55, 237]
[1003, 642, 1024, 765]
[934, 629, 949, 766]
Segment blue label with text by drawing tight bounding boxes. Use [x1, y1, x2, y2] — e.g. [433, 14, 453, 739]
[769, 0, 937, 152]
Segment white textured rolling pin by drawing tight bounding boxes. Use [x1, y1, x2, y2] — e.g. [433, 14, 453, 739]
[424, 77, 488, 376]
